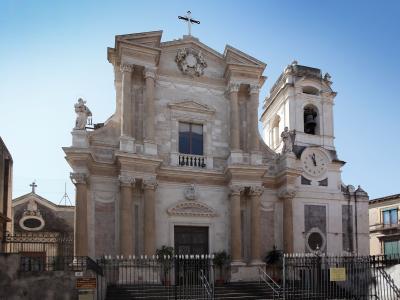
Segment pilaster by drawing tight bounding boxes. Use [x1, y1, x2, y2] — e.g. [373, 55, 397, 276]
[119, 175, 135, 256]
[143, 178, 157, 256]
[120, 64, 135, 153]
[249, 185, 263, 265]
[70, 172, 88, 256]
[230, 185, 245, 265]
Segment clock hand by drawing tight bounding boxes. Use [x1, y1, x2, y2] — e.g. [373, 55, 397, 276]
[311, 153, 317, 166]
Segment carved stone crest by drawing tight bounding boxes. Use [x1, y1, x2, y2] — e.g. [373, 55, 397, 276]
[184, 184, 197, 201]
[175, 48, 207, 77]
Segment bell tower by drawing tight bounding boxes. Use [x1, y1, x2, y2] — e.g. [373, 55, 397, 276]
[261, 61, 337, 152]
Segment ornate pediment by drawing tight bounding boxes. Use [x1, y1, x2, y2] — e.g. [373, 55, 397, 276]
[168, 100, 215, 115]
[115, 31, 162, 48]
[167, 201, 218, 218]
[224, 45, 266, 67]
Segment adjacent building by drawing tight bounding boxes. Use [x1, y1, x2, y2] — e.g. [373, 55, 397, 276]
[64, 30, 369, 281]
[369, 194, 400, 255]
[8, 186, 74, 258]
[0, 137, 13, 251]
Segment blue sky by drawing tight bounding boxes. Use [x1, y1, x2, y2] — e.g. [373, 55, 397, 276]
[0, 0, 399, 202]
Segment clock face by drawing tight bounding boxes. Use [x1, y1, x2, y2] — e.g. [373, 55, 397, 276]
[301, 148, 329, 179]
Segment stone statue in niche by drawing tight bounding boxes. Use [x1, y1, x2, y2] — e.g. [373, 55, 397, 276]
[74, 98, 92, 130]
[175, 48, 207, 77]
[184, 184, 197, 201]
[281, 127, 296, 154]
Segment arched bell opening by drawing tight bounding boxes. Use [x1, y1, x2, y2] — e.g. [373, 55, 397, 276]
[303, 105, 319, 135]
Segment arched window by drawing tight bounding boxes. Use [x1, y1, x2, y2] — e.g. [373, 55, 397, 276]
[302, 86, 319, 95]
[270, 115, 280, 148]
[304, 105, 318, 135]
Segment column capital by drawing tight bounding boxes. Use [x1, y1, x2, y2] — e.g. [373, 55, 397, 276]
[230, 185, 245, 196]
[249, 185, 264, 196]
[249, 84, 260, 95]
[70, 172, 87, 185]
[227, 82, 240, 93]
[119, 175, 135, 187]
[277, 186, 297, 199]
[144, 67, 157, 79]
[142, 178, 158, 190]
[120, 63, 134, 73]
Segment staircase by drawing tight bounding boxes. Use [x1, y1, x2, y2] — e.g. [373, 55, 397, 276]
[106, 282, 279, 299]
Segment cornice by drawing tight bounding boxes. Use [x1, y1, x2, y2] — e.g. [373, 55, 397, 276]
[157, 166, 226, 186]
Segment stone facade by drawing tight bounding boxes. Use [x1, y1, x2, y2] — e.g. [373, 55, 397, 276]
[369, 194, 400, 255]
[64, 31, 369, 281]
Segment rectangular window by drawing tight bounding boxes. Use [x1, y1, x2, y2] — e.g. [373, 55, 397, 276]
[179, 122, 203, 155]
[382, 208, 398, 226]
[384, 240, 400, 255]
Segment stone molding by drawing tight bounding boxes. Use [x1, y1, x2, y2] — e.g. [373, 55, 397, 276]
[277, 186, 297, 199]
[249, 84, 260, 95]
[249, 185, 264, 196]
[70, 172, 87, 185]
[142, 178, 158, 190]
[144, 67, 157, 79]
[228, 83, 240, 93]
[118, 175, 135, 187]
[167, 201, 217, 218]
[230, 185, 245, 196]
[120, 64, 134, 73]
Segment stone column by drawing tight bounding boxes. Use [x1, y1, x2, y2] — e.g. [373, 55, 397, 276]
[249, 186, 263, 264]
[70, 172, 88, 256]
[120, 64, 135, 152]
[230, 185, 244, 264]
[278, 187, 296, 253]
[143, 178, 157, 256]
[119, 175, 135, 257]
[144, 68, 156, 141]
[228, 83, 240, 150]
[249, 84, 260, 152]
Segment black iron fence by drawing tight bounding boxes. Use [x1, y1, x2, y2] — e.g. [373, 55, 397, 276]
[1, 231, 73, 257]
[282, 253, 400, 300]
[95, 255, 214, 300]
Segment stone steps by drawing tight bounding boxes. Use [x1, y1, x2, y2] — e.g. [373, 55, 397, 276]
[106, 281, 280, 299]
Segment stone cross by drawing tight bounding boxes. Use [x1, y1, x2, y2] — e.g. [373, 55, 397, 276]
[30, 181, 37, 193]
[178, 11, 200, 36]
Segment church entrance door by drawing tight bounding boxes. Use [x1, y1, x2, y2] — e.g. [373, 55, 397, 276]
[174, 226, 209, 255]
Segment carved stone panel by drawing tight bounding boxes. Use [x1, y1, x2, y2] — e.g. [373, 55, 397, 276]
[167, 201, 217, 218]
[175, 48, 207, 77]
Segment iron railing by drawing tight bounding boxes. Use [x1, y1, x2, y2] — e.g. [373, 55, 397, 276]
[96, 255, 214, 300]
[258, 266, 282, 299]
[283, 253, 400, 300]
[1, 231, 73, 257]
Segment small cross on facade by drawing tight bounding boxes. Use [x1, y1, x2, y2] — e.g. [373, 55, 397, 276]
[178, 11, 200, 36]
[30, 181, 37, 193]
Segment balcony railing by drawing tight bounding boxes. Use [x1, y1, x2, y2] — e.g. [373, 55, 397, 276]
[179, 154, 206, 168]
[370, 221, 400, 232]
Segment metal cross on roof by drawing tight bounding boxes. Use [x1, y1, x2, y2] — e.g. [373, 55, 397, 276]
[178, 11, 200, 36]
[30, 181, 37, 193]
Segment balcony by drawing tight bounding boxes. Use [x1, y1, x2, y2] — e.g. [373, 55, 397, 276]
[370, 221, 400, 232]
[170, 152, 213, 170]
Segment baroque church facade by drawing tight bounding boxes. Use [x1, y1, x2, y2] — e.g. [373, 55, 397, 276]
[64, 30, 369, 280]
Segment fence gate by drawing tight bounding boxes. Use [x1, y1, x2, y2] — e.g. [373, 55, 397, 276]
[282, 253, 400, 300]
[96, 255, 214, 300]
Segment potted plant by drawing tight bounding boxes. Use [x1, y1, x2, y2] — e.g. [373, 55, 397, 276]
[263, 245, 283, 283]
[156, 245, 174, 286]
[213, 250, 230, 285]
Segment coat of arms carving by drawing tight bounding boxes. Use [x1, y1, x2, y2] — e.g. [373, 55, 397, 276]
[175, 48, 207, 77]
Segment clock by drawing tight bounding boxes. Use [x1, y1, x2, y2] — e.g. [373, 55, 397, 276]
[301, 148, 329, 179]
